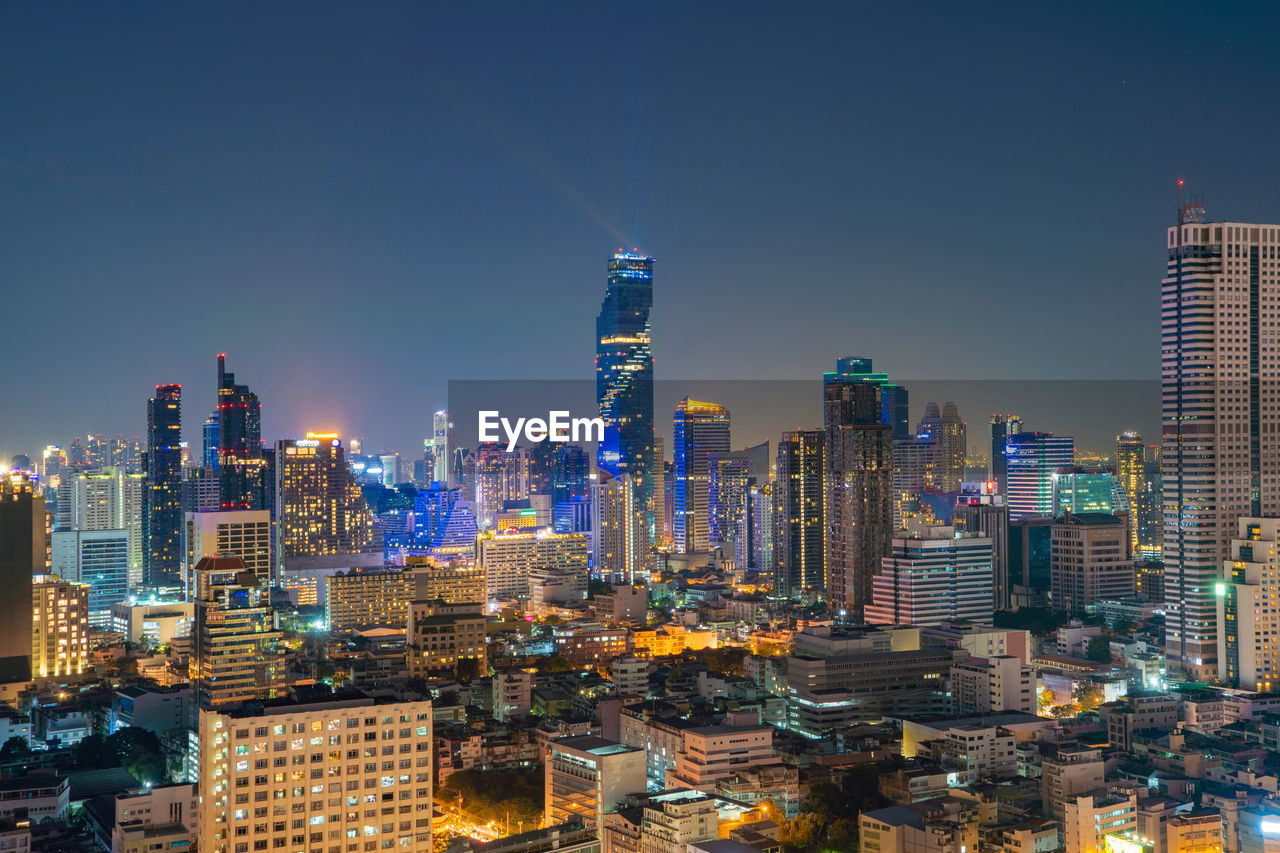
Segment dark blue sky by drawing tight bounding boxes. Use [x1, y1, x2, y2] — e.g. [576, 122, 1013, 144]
[4, 2, 1280, 458]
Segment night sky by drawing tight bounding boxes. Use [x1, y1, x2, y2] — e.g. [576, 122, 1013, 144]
[4, 2, 1280, 459]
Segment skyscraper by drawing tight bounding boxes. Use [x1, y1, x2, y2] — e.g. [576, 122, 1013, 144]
[774, 430, 825, 598]
[50, 529, 129, 627]
[824, 357, 911, 440]
[595, 469, 645, 584]
[275, 435, 378, 574]
[864, 522, 994, 627]
[824, 379, 893, 618]
[201, 413, 219, 473]
[216, 354, 266, 511]
[63, 467, 145, 588]
[596, 253, 656, 561]
[915, 402, 966, 492]
[954, 487, 1010, 610]
[989, 414, 1021, 496]
[1114, 432, 1146, 557]
[189, 555, 284, 709]
[432, 410, 454, 485]
[1163, 207, 1280, 680]
[673, 398, 731, 553]
[143, 383, 183, 588]
[1004, 431, 1073, 521]
[0, 471, 45, 682]
[32, 575, 89, 680]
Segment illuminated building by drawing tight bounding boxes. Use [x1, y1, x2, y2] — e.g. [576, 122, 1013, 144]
[1166, 809, 1223, 853]
[953, 488, 1009, 610]
[184, 510, 272, 594]
[404, 558, 479, 607]
[596, 253, 656, 568]
[673, 398, 730, 554]
[544, 736, 645, 834]
[63, 467, 144, 589]
[202, 412, 219, 472]
[180, 465, 220, 516]
[707, 442, 767, 553]
[823, 377, 893, 618]
[666, 725, 779, 789]
[859, 797, 981, 853]
[50, 529, 129, 628]
[1161, 212, 1280, 680]
[32, 575, 89, 679]
[553, 623, 630, 665]
[915, 401, 966, 492]
[595, 470, 644, 584]
[1052, 468, 1128, 517]
[431, 409, 454, 485]
[864, 522, 994, 627]
[949, 655, 1037, 715]
[823, 357, 910, 440]
[1216, 518, 1280, 691]
[1115, 432, 1146, 556]
[477, 530, 588, 599]
[773, 430, 824, 597]
[474, 443, 508, 529]
[405, 600, 485, 677]
[1004, 431, 1074, 520]
[553, 442, 590, 506]
[143, 383, 183, 588]
[1062, 791, 1137, 853]
[1041, 747, 1104, 821]
[189, 556, 283, 709]
[1140, 444, 1163, 560]
[1050, 513, 1134, 615]
[989, 413, 1021, 496]
[274, 435, 378, 575]
[410, 482, 478, 558]
[215, 354, 267, 511]
[325, 568, 413, 631]
[891, 433, 935, 528]
[196, 692, 432, 853]
[111, 599, 193, 647]
[0, 471, 44, 682]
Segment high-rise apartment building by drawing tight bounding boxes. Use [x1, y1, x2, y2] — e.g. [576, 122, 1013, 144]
[773, 430, 824, 597]
[1218, 518, 1280, 690]
[823, 378, 893, 618]
[196, 691, 433, 853]
[1050, 513, 1134, 615]
[673, 398, 730, 554]
[595, 470, 645, 584]
[1162, 210, 1280, 680]
[326, 569, 414, 632]
[1115, 432, 1147, 557]
[184, 510, 273, 595]
[406, 600, 486, 678]
[406, 556, 485, 605]
[51, 529, 130, 627]
[915, 402, 966, 492]
[0, 471, 44, 682]
[64, 468, 144, 589]
[143, 384, 183, 588]
[596, 253, 656, 567]
[431, 410, 454, 486]
[864, 523, 994, 627]
[1004, 431, 1074, 520]
[275, 435, 378, 574]
[477, 530, 588, 599]
[215, 355, 267, 511]
[824, 358, 910, 440]
[190, 556, 284, 709]
[32, 575, 90, 680]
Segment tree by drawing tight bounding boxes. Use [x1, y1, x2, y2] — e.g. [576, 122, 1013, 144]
[107, 727, 166, 784]
[455, 658, 484, 682]
[535, 655, 572, 673]
[0, 736, 30, 762]
[1086, 635, 1112, 663]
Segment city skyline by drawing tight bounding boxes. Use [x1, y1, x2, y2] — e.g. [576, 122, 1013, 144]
[6, 4, 1280, 457]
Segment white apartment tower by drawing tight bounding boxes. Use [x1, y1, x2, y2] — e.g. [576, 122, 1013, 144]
[1217, 517, 1280, 690]
[1163, 204, 1280, 680]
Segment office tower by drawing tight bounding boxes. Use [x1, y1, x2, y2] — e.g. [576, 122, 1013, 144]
[673, 398, 731, 554]
[410, 482, 478, 559]
[1115, 432, 1146, 556]
[406, 556, 485, 604]
[1050, 513, 1134, 615]
[545, 736, 646, 834]
[275, 435, 378, 574]
[989, 414, 1021, 496]
[31, 575, 90, 679]
[864, 522, 994, 626]
[1217, 518, 1280, 690]
[891, 433, 935, 528]
[1008, 516, 1053, 602]
[51, 529, 129, 627]
[954, 489, 1010, 610]
[41, 445, 66, 481]
[431, 409, 454, 485]
[1051, 468, 1125, 516]
[143, 384, 183, 588]
[379, 452, 402, 488]
[477, 530, 589, 598]
[824, 357, 910, 440]
[326, 568, 414, 631]
[661, 460, 674, 549]
[184, 509, 272, 594]
[406, 600, 486, 677]
[1140, 444, 1163, 560]
[596, 253, 656, 566]
[553, 443, 590, 506]
[915, 402, 966, 492]
[201, 413, 219, 473]
[1161, 211, 1280, 679]
[740, 482, 773, 571]
[196, 692, 433, 853]
[824, 379, 893, 618]
[215, 354, 266, 510]
[949, 655, 1037, 715]
[180, 466, 220, 517]
[707, 442, 768, 552]
[189, 555, 283, 709]
[774, 430, 825, 597]
[1004, 431, 1073, 520]
[0, 472, 45, 682]
[474, 443, 507, 529]
[595, 470, 644, 584]
[64, 467, 145, 588]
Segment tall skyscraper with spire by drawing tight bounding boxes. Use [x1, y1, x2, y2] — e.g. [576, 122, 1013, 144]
[216, 354, 266, 511]
[596, 252, 656, 561]
[143, 383, 183, 587]
[1163, 198, 1280, 681]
